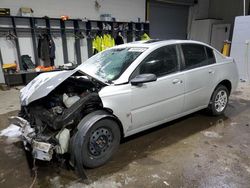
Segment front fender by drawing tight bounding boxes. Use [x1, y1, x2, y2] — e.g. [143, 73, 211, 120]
[98, 84, 132, 136]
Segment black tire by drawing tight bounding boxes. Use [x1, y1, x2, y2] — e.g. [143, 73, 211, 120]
[75, 118, 121, 168]
[207, 85, 229, 116]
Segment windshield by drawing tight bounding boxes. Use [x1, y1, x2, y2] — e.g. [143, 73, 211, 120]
[79, 47, 146, 82]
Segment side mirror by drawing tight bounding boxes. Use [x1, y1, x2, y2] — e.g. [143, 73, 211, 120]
[131, 74, 157, 86]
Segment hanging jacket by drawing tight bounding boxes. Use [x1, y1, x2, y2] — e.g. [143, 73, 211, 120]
[92, 34, 115, 54]
[38, 34, 56, 66]
[48, 35, 55, 59]
[38, 35, 50, 60]
[102, 34, 108, 51]
[92, 35, 102, 54]
[111, 35, 115, 47]
[102, 34, 115, 50]
[115, 33, 124, 45]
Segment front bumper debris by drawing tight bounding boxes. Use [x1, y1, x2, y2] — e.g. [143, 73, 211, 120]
[9, 116, 54, 161]
[32, 140, 53, 161]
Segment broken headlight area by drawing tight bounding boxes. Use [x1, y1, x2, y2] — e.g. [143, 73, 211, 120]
[15, 74, 104, 161]
[9, 116, 69, 161]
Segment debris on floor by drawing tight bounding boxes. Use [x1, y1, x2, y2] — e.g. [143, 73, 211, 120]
[163, 181, 170, 186]
[0, 84, 9, 91]
[202, 131, 222, 138]
[0, 124, 22, 144]
[66, 176, 123, 188]
[0, 124, 21, 139]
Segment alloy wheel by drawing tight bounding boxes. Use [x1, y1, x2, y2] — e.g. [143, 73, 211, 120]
[214, 90, 228, 112]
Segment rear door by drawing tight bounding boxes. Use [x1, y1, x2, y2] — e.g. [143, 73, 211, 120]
[180, 43, 217, 112]
[130, 45, 185, 131]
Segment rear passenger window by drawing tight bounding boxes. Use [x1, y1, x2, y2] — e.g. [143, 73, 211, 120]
[182, 44, 214, 70]
[206, 47, 216, 64]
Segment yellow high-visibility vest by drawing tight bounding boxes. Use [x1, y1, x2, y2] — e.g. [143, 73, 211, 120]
[102, 34, 115, 50]
[92, 35, 102, 53]
[141, 33, 150, 41]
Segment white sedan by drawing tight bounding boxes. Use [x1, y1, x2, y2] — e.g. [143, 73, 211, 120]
[14, 40, 238, 175]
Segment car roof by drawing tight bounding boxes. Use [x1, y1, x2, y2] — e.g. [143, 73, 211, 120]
[114, 39, 212, 49]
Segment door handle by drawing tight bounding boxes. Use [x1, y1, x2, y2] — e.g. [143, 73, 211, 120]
[172, 79, 183, 84]
[208, 70, 215, 74]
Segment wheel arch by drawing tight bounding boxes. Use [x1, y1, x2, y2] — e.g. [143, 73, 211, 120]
[208, 79, 232, 104]
[215, 79, 232, 95]
[77, 109, 124, 139]
[102, 108, 125, 139]
[209, 79, 232, 105]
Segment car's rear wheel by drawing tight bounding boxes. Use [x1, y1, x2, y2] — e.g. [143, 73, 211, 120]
[74, 118, 121, 168]
[208, 85, 229, 116]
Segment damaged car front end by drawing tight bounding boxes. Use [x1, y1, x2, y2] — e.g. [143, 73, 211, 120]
[13, 70, 105, 162]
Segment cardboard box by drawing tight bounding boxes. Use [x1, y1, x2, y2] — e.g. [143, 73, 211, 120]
[20, 7, 33, 17]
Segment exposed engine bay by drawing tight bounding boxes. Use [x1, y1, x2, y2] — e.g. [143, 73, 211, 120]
[13, 72, 106, 161]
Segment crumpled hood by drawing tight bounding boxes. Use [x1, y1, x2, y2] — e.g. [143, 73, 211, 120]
[20, 70, 77, 106]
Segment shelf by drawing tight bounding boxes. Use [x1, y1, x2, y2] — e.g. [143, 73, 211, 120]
[4, 69, 61, 86]
[0, 15, 149, 25]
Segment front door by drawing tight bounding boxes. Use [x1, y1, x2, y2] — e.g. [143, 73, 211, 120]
[130, 45, 185, 131]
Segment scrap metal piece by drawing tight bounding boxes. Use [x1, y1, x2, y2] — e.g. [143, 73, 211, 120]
[55, 128, 70, 154]
[9, 116, 53, 161]
[32, 140, 53, 161]
[9, 116, 30, 128]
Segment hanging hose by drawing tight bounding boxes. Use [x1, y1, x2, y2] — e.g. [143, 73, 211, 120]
[29, 159, 38, 188]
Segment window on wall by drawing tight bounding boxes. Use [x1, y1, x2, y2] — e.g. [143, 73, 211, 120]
[131, 45, 179, 78]
[181, 44, 215, 70]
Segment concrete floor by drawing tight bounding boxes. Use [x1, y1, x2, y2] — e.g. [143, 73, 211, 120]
[0, 83, 250, 188]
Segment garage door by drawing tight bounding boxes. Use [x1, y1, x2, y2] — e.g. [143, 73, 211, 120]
[149, 1, 190, 40]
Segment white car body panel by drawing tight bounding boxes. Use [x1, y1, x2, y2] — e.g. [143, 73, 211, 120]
[20, 70, 77, 106]
[130, 72, 185, 130]
[20, 66, 109, 106]
[19, 40, 239, 138]
[183, 64, 216, 112]
[99, 84, 132, 134]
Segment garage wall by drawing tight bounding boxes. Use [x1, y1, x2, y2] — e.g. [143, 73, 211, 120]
[191, 0, 210, 19]
[0, 0, 145, 22]
[149, 1, 189, 39]
[187, 0, 210, 38]
[209, 0, 249, 23]
[190, 0, 250, 23]
[188, 0, 250, 40]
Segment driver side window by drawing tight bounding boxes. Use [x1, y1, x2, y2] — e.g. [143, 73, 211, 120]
[131, 45, 179, 79]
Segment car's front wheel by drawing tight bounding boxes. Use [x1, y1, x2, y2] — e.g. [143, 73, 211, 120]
[72, 117, 121, 169]
[208, 85, 229, 116]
